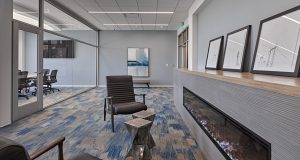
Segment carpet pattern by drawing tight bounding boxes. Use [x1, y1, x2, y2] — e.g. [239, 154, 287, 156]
[18, 87, 92, 107]
[0, 88, 204, 160]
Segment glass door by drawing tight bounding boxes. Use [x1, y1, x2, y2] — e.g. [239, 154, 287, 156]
[12, 21, 43, 121]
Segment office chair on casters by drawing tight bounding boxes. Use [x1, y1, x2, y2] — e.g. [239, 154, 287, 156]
[0, 136, 101, 160]
[45, 69, 60, 93]
[31, 69, 50, 96]
[104, 75, 148, 132]
[18, 71, 29, 100]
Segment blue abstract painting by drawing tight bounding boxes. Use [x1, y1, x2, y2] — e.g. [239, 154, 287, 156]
[128, 48, 149, 77]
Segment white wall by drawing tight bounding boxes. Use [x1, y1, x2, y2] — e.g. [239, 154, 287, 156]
[99, 30, 177, 86]
[0, 1, 13, 127]
[195, 0, 300, 70]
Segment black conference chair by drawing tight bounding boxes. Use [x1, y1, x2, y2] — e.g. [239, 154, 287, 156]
[18, 71, 29, 100]
[42, 69, 51, 95]
[104, 75, 148, 132]
[45, 69, 60, 93]
[0, 136, 100, 160]
[31, 69, 50, 96]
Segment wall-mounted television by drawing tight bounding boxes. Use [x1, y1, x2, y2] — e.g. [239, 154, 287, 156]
[43, 40, 74, 58]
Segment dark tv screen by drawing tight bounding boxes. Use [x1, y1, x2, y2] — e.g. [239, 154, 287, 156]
[43, 40, 74, 58]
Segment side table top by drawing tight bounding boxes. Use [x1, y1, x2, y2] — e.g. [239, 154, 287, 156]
[125, 118, 152, 128]
[132, 110, 155, 119]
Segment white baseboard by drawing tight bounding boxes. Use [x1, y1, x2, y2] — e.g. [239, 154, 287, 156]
[98, 85, 173, 88]
[150, 85, 173, 87]
[53, 85, 96, 88]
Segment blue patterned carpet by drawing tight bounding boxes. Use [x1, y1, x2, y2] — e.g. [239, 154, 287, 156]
[0, 88, 204, 160]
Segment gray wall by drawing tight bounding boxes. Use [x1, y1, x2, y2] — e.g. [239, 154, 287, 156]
[0, 1, 12, 127]
[197, 0, 300, 70]
[174, 70, 300, 160]
[99, 31, 177, 86]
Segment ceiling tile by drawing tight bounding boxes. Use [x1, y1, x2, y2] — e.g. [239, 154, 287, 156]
[43, 0, 195, 30]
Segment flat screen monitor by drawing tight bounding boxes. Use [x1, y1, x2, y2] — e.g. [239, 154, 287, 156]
[43, 40, 74, 58]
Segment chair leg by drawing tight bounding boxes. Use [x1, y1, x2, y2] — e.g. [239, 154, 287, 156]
[111, 113, 114, 132]
[104, 100, 106, 121]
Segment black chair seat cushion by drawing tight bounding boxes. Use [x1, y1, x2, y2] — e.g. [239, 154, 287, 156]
[0, 137, 30, 160]
[69, 153, 101, 160]
[113, 102, 147, 114]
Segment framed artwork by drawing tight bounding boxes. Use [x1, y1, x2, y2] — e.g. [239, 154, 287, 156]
[127, 48, 149, 77]
[222, 26, 251, 72]
[251, 6, 300, 77]
[205, 36, 224, 69]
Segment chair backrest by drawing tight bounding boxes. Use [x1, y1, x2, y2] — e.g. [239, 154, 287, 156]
[106, 75, 135, 104]
[43, 69, 50, 82]
[0, 136, 30, 160]
[43, 69, 50, 76]
[50, 70, 58, 82]
[18, 71, 28, 87]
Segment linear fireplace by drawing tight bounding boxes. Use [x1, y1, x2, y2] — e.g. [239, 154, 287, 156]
[183, 87, 271, 160]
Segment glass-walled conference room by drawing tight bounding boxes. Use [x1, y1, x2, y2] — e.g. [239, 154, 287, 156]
[13, 0, 98, 121]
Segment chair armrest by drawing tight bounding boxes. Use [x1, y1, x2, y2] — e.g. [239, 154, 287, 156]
[104, 96, 115, 113]
[135, 94, 146, 104]
[30, 137, 65, 160]
[105, 96, 113, 105]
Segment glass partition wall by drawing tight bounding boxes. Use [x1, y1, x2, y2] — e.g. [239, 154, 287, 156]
[12, 0, 98, 116]
[43, 32, 97, 107]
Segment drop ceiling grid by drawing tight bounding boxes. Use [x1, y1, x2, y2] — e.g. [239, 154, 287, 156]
[50, 0, 194, 30]
[65, 0, 108, 30]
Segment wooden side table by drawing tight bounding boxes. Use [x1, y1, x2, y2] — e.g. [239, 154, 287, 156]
[132, 110, 155, 121]
[132, 111, 156, 149]
[125, 118, 152, 160]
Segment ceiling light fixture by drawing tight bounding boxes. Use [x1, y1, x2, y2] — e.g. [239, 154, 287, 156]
[89, 11, 173, 14]
[48, 23, 75, 26]
[104, 24, 168, 26]
[14, 11, 38, 14]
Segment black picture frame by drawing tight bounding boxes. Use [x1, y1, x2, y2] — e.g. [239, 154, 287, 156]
[205, 36, 224, 70]
[222, 26, 251, 72]
[251, 5, 300, 77]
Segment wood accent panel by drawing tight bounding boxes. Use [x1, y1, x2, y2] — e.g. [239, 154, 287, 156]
[177, 68, 300, 98]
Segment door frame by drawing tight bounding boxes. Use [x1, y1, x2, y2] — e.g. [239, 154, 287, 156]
[12, 20, 44, 122]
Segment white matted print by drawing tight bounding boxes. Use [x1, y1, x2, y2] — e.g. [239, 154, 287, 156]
[253, 9, 300, 75]
[223, 26, 250, 71]
[206, 37, 223, 69]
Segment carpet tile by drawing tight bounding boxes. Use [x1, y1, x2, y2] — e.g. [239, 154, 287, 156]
[0, 87, 204, 160]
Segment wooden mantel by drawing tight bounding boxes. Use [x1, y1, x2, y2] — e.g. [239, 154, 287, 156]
[177, 68, 300, 98]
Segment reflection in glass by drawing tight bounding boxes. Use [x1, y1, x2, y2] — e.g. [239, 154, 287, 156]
[42, 32, 97, 107]
[18, 30, 38, 107]
[223, 28, 249, 70]
[206, 37, 223, 69]
[13, 0, 39, 27]
[253, 9, 300, 72]
[183, 87, 270, 160]
[43, 1, 97, 45]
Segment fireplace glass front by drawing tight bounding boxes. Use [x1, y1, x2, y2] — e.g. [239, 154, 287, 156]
[183, 87, 271, 160]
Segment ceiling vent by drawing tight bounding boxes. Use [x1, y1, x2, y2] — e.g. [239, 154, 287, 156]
[123, 13, 140, 19]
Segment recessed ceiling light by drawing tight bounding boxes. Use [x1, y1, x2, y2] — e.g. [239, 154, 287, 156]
[104, 24, 169, 26]
[89, 11, 174, 14]
[14, 11, 38, 14]
[48, 24, 74, 26]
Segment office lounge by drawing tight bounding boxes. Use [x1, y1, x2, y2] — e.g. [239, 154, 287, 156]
[1, 0, 300, 160]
